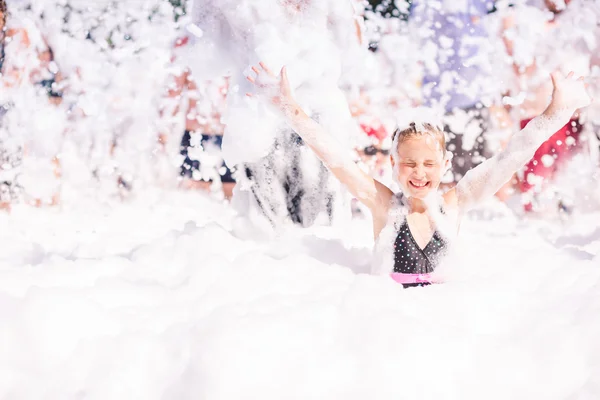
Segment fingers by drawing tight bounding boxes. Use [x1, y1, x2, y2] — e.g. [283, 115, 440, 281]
[246, 64, 265, 84]
[551, 70, 588, 86]
[259, 61, 274, 75]
[246, 62, 275, 83]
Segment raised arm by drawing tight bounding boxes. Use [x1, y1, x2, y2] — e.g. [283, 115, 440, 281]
[455, 72, 592, 212]
[246, 62, 393, 214]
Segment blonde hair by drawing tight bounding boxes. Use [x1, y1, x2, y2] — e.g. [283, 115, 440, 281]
[392, 122, 446, 156]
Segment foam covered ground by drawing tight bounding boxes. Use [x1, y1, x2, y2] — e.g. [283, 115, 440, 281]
[1, 191, 599, 399]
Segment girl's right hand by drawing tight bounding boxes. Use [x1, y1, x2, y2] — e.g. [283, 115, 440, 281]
[246, 62, 295, 111]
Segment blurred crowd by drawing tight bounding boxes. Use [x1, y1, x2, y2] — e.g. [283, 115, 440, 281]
[0, 0, 599, 222]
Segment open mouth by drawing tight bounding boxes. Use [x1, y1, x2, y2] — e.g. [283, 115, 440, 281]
[409, 180, 430, 190]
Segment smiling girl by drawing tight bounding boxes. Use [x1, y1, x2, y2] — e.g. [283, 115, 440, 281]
[246, 62, 591, 287]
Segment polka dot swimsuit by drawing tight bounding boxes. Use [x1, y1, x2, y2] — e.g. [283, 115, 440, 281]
[393, 219, 447, 287]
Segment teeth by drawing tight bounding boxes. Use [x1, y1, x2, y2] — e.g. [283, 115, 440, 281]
[411, 181, 427, 188]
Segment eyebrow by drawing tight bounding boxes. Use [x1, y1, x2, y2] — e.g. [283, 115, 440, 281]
[401, 159, 438, 163]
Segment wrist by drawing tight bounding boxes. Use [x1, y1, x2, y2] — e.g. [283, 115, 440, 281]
[280, 99, 304, 119]
[542, 104, 575, 120]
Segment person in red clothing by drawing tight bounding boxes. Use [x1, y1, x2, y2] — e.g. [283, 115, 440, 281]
[357, 118, 390, 178]
[502, 0, 590, 212]
[519, 117, 582, 212]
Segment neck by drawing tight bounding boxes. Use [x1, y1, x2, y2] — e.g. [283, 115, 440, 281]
[408, 196, 427, 213]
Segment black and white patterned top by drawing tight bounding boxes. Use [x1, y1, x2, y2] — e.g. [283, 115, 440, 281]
[393, 219, 447, 275]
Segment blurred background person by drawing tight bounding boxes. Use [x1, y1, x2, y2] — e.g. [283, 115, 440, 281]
[502, 0, 598, 213]
[160, 36, 236, 200]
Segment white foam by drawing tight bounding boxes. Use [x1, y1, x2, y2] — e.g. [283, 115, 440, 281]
[0, 190, 599, 398]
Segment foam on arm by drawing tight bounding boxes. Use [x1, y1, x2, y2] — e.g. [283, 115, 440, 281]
[456, 108, 574, 212]
[282, 102, 391, 211]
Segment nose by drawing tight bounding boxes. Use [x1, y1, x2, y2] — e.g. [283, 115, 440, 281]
[414, 165, 426, 179]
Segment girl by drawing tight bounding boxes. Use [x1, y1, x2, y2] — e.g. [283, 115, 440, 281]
[246, 62, 591, 287]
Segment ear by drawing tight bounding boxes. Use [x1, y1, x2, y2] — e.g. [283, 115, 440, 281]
[443, 157, 451, 173]
[390, 155, 395, 169]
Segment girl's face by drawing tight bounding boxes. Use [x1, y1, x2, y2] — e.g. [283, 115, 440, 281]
[391, 135, 448, 199]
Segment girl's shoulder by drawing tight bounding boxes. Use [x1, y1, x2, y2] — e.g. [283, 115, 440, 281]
[442, 187, 459, 210]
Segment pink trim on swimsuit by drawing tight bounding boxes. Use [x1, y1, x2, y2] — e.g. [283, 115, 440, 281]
[390, 273, 433, 285]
